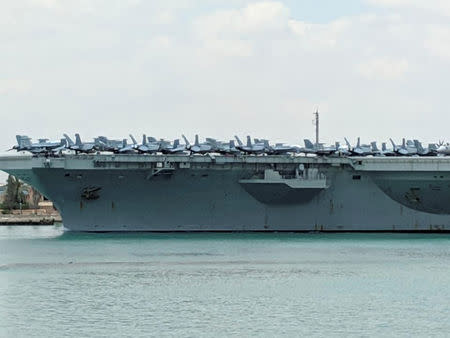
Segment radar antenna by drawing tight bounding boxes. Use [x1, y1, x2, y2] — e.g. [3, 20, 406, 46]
[314, 108, 319, 147]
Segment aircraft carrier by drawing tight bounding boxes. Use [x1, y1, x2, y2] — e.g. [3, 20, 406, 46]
[1, 153, 450, 232]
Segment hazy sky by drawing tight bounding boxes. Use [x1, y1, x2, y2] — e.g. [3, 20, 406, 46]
[1, 0, 450, 165]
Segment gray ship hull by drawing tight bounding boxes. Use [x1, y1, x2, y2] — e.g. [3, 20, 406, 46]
[2, 154, 450, 232]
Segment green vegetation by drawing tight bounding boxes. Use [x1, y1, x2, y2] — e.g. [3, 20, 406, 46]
[1, 175, 29, 210]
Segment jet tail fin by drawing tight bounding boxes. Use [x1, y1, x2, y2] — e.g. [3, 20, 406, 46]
[142, 134, 147, 145]
[182, 135, 190, 145]
[230, 140, 236, 148]
[194, 134, 200, 147]
[234, 136, 243, 146]
[64, 134, 74, 147]
[344, 138, 351, 149]
[304, 139, 314, 149]
[129, 134, 137, 145]
[390, 138, 397, 150]
[371, 141, 379, 152]
[414, 139, 423, 151]
[382, 142, 387, 152]
[246, 136, 252, 147]
[16, 135, 32, 149]
[357, 137, 361, 148]
[173, 139, 179, 147]
[75, 134, 82, 146]
[52, 139, 67, 152]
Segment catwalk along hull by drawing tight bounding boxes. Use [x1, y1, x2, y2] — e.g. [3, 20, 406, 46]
[1, 154, 450, 232]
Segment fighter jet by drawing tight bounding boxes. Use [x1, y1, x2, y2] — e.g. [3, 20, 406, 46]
[428, 143, 440, 155]
[215, 140, 241, 155]
[250, 138, 298, 155]
[117, 139, 136, 154]
[95, 136, 123, 152]
[268, 142, 299, 155]
[378, 142, 396, 156]
[160, 139, 187, 154]
[234, 136, 267, 154]
[302, 139, 336, 156]
[64, 134, 97, 154]
[202, 138, 240, 155]
[414, 140, 437, 156]
[12, 136, 45, 153]
[50, 140, 68, 154]
[344, 138, 373, 156]
[437, 143, 450, 155]
[11, 135, 67, 154]
[335, 141, 351, 156]
[129, 134, 160, 154]
[368, 142, 391, 156]
[148, 137, 184, 154]
[183, 135, 216, 154]
[390, 138, 417, 156]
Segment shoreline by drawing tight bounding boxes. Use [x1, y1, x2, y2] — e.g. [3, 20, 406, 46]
[0, 215, 62, 225]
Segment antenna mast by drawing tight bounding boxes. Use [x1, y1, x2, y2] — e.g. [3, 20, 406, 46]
[314, 109, 319, 146]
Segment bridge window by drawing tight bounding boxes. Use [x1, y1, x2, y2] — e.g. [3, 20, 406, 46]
[352, 175, 361, 180]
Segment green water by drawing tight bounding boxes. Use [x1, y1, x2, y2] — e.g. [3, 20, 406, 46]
[1, 226, 450, 337]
